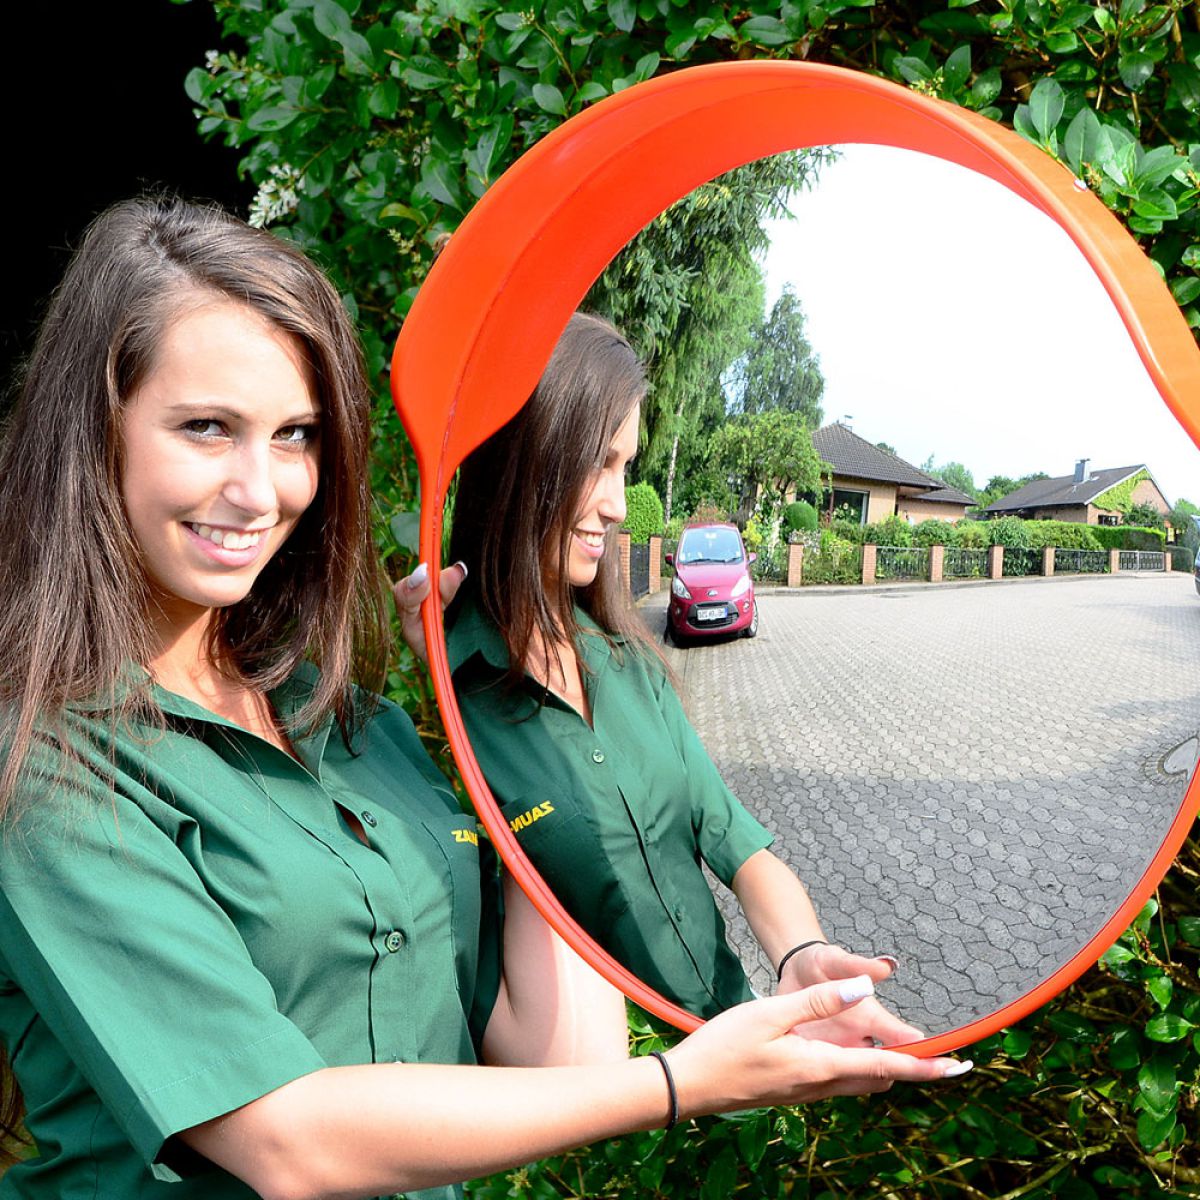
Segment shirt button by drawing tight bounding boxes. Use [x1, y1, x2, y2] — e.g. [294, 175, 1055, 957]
[384, 931, 405, 953]
[673, 905, 684, 922]
[360, 810, 378, 827]
[591, 749, 605, 764]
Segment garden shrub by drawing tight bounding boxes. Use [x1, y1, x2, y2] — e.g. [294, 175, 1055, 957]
[864, 514, 913, 547]
[830, 517, 866, 545]
[664, 515, 684, 542]
[912, 519, 956, 548]
[952, 520, 990, 549]
[1091, 525, 1168, 552]
[782, 499, 818, 536]
[689, 502, 730, 526]
[987, 515, 1032, 549]
[622, 482, 664, 543]
[802, 531, 861, 584]
[1025, 520, 1103, 551]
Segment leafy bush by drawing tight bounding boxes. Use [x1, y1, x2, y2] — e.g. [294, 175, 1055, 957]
[1170, 544, 1195, 571]
[1126, 501, 1167, 529]
[912, 519, 956, 548]
[987, 516, 1032, 549]
[742, 515, 764, 554]
[951, 520, 991, 549]
[1092, 525, 1168, 552]
[664, 515, 684, 542]
[688, 502, 730, 526]
[830, 517, 866, 545]
[864, 514, 913, 547]
[622, 482, 664, 543]
[782, 499, 818, 536]
[1025, 520, 1103, 551]
[802, 531, 861, 585]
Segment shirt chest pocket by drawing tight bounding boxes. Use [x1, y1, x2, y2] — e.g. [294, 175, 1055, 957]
[422, 811, 485, 952]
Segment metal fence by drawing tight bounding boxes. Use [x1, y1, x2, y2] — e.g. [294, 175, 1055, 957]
[1001, 547, 1042, 577]
[629, 542, 650, 598]
[1054, 548, 1109, 575]
[875, 546, 930, 581]
[943, 548, 988, 579]
[1119, 550, 1166, 572]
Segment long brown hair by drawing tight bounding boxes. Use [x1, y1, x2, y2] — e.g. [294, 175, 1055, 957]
[0, 195, 390, 812]
[450, 312, 661, 683]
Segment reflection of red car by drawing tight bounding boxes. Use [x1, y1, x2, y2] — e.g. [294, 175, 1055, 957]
[665, 523, 758, 643]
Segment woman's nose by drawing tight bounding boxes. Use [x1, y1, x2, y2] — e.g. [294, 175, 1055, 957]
[599, 473, 627, 525]
[223, 442, 277, 517]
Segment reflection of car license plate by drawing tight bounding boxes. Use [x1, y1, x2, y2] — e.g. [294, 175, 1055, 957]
[696, 606, 726, 622]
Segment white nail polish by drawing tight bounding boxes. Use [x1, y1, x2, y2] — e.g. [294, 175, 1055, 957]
[453, 560, 469, 580]
[942, 1059, 974, 1078]
[837, 975, 875, 1004]
[410, 562, 428, 587]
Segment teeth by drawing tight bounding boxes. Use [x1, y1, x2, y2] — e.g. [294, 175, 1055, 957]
[189, 523, 261, 550]
[577, 531, 604, 547]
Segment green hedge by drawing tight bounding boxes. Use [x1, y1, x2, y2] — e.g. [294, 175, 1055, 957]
[782, 500, 818, 536]
[623, 482, 664, 544]
[1091, 525, 1168, 552]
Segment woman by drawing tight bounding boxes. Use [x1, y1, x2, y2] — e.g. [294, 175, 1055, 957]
[442, 313, 917, 1040]
[0, 200, 966, 1200]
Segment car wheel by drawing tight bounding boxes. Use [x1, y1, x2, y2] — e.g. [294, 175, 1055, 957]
[664, 619, 677, 646]
[744, 601, 759, 638]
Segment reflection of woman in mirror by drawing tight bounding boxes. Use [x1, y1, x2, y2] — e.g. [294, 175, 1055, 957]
[444, 313, 919, 1043]
[0, 202, 966, 1199]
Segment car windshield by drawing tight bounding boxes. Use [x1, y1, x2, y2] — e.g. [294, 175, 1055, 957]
[677, 527, 745, 565]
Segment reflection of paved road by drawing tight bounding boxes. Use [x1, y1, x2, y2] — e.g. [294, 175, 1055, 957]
[641, 573, 1200, 1035]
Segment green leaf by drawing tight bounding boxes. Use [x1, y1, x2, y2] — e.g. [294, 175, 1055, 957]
[184, 66, 211, 104]
[577, 81, 609, 102]
[419, 155, 465, 208]
[1046, 30, 1079, 52]
[896, 56, 933, 83]
[304, 154, 335, 197]
[1135, 144, 1183, 188]
[368, 78, 400, 118]
[1120, 0, 1146, 17]
[402, 57, 452, 90]
[1146, 974, 1174, 1009]
[1063, 107, 1103, 172]
[313, 0, 353, 38]
[336, 28, 376, 74]
[1172, 277, 1200, 302]
[246, 104, 301, 132]
[607, 0, 637, 31]
[303, 64, 337, 104]
[1137, 1107, 1176, 1150]
[378, 202, 421, 225]
[970, 66, 1002, 105]
[1119, 50, 1155, 91]
[1145, 1013, 1194, 1042]
[1003, 1028, 1033, 1059]
[532, 83, 566, 115]
[1047, 1012, 1100, 1044]
[1168, 63, 1200, 112]
[389, 510, 421, 553]
[699, 1144, 738, 1200]
[1138, 1057, 1178, 1113]
[1029, 78, 1065, 138]
[1109, 1026, 1141, 1070]
[737, 1111, 770, 1170]
[1094, 6, 1117, 33]
[634, 51, 660, 80]
[1133, 191, 1178, 220]
[1178, 915, 1200, 944]
[943, 45, 971, 91]
[665, 28, 697, 56]
[740, 15, 792, 45]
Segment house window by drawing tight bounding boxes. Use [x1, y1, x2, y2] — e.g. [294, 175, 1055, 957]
[1097, 514, 1120, 526]
[830, 488, 868, 524]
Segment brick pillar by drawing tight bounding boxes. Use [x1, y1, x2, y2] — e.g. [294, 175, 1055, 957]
[861, 543, 877, 586]
[1042, 546, 1055, 577]
[1109, 548, 1120, 573]
[648, 536, 662, 592]
[787, 542, 804, 587]
[929, 544, 944, 583]
[987, 545, 1004, 579]
[618, 531, 631, 591]
[1165, 548, 1173, 572]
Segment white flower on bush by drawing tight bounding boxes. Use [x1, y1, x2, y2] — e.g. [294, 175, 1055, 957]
[248, 164, 303, 229]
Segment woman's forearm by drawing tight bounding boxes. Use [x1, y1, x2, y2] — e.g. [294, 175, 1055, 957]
[731, 848, 826, 970]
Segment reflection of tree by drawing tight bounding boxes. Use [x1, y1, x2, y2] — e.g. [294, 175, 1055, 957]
[920, 457, 978, 499]
[585, 149, 834, 523]
[727, 284, 824, 425]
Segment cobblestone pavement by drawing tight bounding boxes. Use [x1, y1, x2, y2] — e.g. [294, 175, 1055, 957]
[640, 572, 1200, 1037]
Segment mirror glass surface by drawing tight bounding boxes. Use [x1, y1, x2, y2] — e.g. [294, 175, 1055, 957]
[443, 144, 1200, 1039]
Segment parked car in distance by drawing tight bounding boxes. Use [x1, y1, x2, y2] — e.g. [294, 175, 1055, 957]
[665, 523, 758, 643]
[1194, 555, 1200, 596]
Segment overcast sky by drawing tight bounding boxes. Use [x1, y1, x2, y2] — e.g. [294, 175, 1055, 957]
[762, 144, 1200, 506]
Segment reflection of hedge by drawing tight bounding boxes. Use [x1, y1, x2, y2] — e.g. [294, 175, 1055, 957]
[470, 833, 1199, 1198]
[1090, 525, 1167, 551]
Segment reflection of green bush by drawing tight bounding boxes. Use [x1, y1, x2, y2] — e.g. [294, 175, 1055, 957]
[802, 532, 861, 584]
[782, 499, 818, 536]
[912, 519, 956, 547]
[469, 836, 1199, 1199]
[1091, 525, 1167, 551]
[864, 514, 912, 547]
[622, 482, 664, 543]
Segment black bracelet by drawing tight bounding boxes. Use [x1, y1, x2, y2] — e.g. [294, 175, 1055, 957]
[776, 939, 830, 981]
[649, 1050, 679, 1131]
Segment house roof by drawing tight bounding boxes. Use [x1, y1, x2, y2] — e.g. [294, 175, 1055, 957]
[812, 423, 939, 489]
[984, 465, 1152, 513]
[913, 485, 975, 507]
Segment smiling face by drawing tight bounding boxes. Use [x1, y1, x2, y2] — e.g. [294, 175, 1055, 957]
[120, 299, 321, 636]
[565, 400, 640, 588]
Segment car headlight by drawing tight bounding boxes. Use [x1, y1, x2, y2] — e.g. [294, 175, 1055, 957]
[672, 576, 692, 600]
[730, 572, 751, 598]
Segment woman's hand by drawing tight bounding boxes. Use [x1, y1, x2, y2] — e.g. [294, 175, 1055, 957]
[391, 561, 467, 665]
[777, 945, 922, 1047]
[665, 976, 969, 1118]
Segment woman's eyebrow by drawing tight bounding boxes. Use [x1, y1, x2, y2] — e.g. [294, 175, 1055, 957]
[161, 402, 320, 424]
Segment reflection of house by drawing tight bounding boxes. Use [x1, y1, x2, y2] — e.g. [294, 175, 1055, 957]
[805, 423, 973, 524]
[984, 460, 1170, 526]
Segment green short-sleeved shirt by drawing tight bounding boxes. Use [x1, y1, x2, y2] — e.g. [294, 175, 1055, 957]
[0, 665, 499, 1200]
[446, 595, 773, 1019]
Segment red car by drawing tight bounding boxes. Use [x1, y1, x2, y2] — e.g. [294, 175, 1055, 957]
[665, 523, 758, 643]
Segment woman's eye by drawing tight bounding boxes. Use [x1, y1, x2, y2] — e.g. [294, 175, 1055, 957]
[181, 419, 225, 438]
[276, 424, 317, 445]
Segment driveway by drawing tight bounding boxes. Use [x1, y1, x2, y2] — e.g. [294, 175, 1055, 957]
[641, 572, 1200, 1036]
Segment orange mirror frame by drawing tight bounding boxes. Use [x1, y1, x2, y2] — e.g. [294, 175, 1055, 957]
[391, 60, 1200, 1052]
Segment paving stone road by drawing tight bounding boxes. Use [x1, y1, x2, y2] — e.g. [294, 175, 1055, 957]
[641, 572, 1200, 1037]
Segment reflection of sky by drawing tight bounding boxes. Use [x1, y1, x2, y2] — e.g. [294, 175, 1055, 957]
[762, 144, 1200, 507]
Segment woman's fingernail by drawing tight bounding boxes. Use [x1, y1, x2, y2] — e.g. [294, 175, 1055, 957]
[876, 955, 900, 972]
[942, 1059, 974, 1078]
[452, 560, 469, 580]
[837, 975, 875, 1004]
[407, 562, 429, 589]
